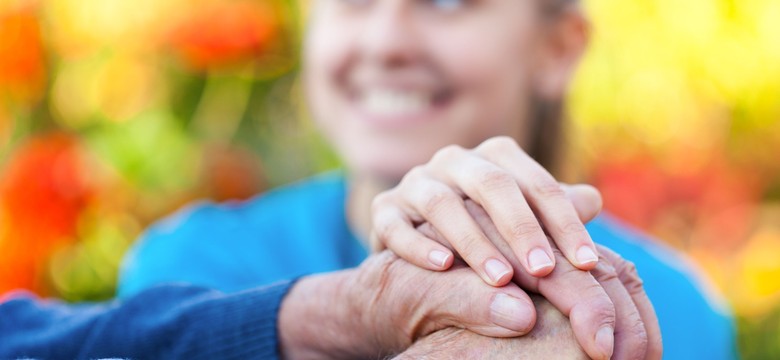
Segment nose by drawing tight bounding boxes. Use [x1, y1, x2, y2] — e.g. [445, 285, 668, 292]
[359, 2, 421, 68]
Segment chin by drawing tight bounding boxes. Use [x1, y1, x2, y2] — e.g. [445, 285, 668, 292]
[347, 152, 427, 185]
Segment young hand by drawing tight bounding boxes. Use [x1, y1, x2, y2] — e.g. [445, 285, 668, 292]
[371, 136, 602, 286]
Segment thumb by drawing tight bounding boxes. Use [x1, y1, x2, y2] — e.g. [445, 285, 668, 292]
[428, 265, 537, 338]
[562, 183, 603, 223]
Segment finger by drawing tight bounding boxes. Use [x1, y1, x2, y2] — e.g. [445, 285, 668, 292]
[427, 146, 555, 277]
[533, 255, 617, 360]
[590, 258, 649, 360]
[369, 193, 392, 252]
[598, 246, 663, 360]
[362, 251, 533, 354]
[561, 183, 603, 223]
[369, 230, 387, 253]
[372, 205, 455, 271]
[402, 175, 515, 286]
[432, 263, 537, 337]
[463, 200, 616, 360]
[476, 139, 598, 271]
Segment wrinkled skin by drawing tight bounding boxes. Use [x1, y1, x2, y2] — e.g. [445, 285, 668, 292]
[278, 251, 538, 360]
[279, 245, 660, 360]
[395, 295, 588, 360]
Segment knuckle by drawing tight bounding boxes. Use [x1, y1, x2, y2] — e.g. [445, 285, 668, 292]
[375, 220, 401, 244]
[360, 250, 400, 276]
[402, 165, 428, 184]
[370, 192, 392, 213]
[480, 136, 518, 151]
[624, 321, 650, 359]
[556, 220, 588, 236]
[530, 174, 565, 198]
[416, 222, 439, 241]
[475, 168, 516, 193]
[576, 293, 616, 326]
[592, 261, 620, 284]
[454, 234, 487, 259]
[509, 217, 543, 240]
[616, 260, 646, 295]
[421, 189, 459, 216]
[432, 145, 465, 162]
[594, 303, 617, 326]
[616, 259, 639, 278]
[479, 168, 515, 186]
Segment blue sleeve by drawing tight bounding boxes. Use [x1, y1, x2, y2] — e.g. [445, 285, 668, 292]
[0, 281, 295, 360]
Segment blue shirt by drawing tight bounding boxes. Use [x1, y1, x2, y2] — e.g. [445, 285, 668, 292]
[119, 172, 737, 359]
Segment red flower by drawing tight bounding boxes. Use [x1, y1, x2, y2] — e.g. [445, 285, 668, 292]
[0, 134, 94, 295]
[168, 1, 277, 71]
[591, 148, 764, 252]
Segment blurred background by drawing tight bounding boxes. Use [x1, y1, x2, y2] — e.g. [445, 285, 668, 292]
[0, 0, 778, 357]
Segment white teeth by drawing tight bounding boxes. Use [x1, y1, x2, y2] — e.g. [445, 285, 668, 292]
[361, 89, 431, 116]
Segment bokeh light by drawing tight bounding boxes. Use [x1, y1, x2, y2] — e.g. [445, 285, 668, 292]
[0, 0, 777, 357]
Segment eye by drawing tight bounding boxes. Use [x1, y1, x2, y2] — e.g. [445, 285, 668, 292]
[429, 0, 467, 11]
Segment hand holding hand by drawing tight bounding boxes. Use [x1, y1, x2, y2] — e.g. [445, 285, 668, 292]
[371, 136, 602, 286]
[278, 251, 543, 360]
[413, 199, 662, 359]
[394, 295, 590, 360]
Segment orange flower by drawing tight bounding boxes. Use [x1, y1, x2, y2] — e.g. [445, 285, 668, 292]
[168, 1, 277, 71]
[0, 133, 94, 296]
[0, 2, 46, 105]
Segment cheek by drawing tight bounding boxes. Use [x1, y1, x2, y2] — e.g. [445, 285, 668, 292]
[456, 52, 531, 112]
[424, 29, 536, 143]
[303, 18, 351, 132]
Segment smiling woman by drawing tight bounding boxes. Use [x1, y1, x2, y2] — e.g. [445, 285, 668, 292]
[0, 0, 777, 356]
[305, 0, 550, 181]
[117, 0, 735, 359]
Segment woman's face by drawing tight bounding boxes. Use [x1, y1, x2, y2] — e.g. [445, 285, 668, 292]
[305, 0, 556, 182]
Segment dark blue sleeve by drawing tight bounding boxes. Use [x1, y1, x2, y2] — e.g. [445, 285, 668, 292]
[0, 281, 295, 360]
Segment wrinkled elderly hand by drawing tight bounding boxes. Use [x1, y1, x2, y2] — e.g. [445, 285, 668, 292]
[413, 199, 662, 359]
[278, 251, 543, 360]
[395, 295, 589, 360]
[394, 247, 662, 360]
[595, 245, 664, 359]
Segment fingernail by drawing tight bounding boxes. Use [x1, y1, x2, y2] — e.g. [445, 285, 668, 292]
[576, 246, 599, 265]
[429, 250, 451, 268]
[595, 326, 614, 359]
[490, 293, 533, 332]
[527, 247, 554, 273]
[485, 258, 511, 283]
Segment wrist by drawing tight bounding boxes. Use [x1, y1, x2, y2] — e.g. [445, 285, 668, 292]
[277, 269, 373, 360]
